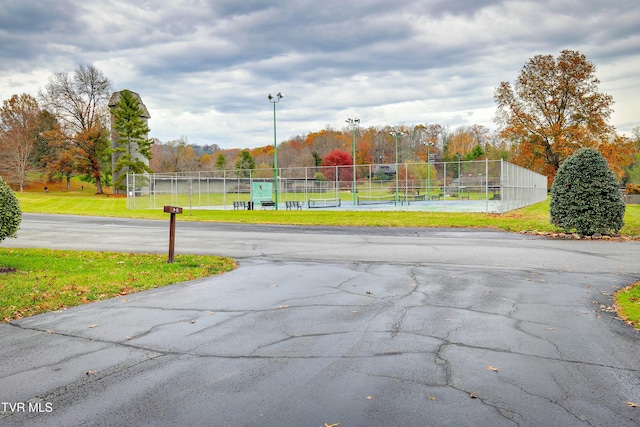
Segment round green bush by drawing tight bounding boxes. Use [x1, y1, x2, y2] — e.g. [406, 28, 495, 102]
[550, 148, 624, 236]
[0, 176, 21, 242]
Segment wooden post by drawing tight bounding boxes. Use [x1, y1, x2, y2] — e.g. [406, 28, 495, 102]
[164, 206, 183, 263]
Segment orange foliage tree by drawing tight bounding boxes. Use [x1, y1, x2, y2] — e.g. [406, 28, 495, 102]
[446, 126, 479, 159]
[494, 50, 631, 182]
[0, 94, 41, 191]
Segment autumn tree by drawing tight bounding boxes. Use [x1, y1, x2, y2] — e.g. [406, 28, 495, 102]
[626, 127, 640, 184]
[494, 50, 623, 181]
[152, 137, 197, 172]
[110, 90, 152, 191]
[34, 110, 62, 171]
[249, 145, 274, 169]
[0, 94, 41, 191]
[199, 153, 214, 171]
[46, 142, 78, 189]
[40, 64, 112, 193]
[304, 128, 349, 159]
[445, 126, 480, 160]
[322, 149, 353, 182]
[413, 124, 443, 162]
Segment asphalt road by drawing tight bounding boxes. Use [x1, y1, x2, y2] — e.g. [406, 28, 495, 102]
[1, 214, 639, 426]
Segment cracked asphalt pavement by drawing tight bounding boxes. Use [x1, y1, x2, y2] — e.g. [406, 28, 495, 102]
[1, 214, 639, 426]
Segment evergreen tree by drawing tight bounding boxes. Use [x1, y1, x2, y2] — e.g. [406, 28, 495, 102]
[0, 176, 21, 242]
[550, 148, 624, 236]
[235, 150, 255, 178]
[111, 90, 152, 190]
[312, 151, 322, 167]
[465, 145, 485, 160]
[214, 153, 227, 171]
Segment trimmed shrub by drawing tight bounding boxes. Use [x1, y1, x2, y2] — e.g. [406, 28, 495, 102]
[0, 176, 22, 242]
[550, 148, 624, 236]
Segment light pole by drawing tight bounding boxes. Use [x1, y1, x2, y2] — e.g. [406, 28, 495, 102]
[426, 142, 435, 199]
[268, 92, 283, 210]
[389, 130, 404, 204]
[346, 118, 360, 206]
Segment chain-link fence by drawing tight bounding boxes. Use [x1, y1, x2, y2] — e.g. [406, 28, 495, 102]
[126, 159, 547, 213]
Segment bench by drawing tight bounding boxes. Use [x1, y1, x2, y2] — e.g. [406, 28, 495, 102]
[285, 200, 302, 210]
[261, 200, 276, 209]
[233, 201, 247, 210]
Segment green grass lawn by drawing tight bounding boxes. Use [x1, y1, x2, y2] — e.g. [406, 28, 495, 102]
[0, 248, 236, 322]
[615, 282, 640, 329]
[14, 186, 556, 229]
[5, 180, 639, 328]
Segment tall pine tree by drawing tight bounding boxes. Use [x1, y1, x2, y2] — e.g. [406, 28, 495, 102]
[111, 90, 151, 191]
[235, 150, 255, 178]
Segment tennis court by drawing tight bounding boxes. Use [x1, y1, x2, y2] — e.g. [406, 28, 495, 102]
[126, 159, 547, 214]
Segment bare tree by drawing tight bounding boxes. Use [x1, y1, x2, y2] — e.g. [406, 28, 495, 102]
[40, 64, 112, 193]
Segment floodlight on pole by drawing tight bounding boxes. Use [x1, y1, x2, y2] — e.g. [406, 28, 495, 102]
[346, 117, 360, 206]
[426, 142, 435, 200]
[268, 92, 283, 210]
[389, 130, 404, 204]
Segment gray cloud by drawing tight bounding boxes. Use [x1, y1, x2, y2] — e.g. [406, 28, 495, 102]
[0, 0, 638, 148]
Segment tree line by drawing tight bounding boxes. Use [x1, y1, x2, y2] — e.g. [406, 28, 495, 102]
[1, 51, 639, 193]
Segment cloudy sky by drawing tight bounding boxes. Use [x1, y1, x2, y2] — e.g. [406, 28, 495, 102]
[0, 0, 638, 148]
